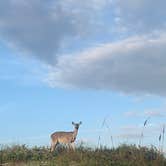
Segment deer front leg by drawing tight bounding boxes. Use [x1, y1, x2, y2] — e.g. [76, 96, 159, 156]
[67, 143, 75, 151]
[71, 143, 75, 151]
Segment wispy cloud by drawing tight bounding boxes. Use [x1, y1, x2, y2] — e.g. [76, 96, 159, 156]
[125, 108, 166, 118]
[0, 102, 15, 113]
[119, 123, 161, 140]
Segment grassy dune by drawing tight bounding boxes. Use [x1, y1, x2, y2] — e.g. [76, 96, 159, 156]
[0, 144, 166, 166]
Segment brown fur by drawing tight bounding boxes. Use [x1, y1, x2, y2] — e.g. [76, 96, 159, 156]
[50, 121, 82, 152]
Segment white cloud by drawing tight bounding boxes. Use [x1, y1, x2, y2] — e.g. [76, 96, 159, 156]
[46, 32, 166, 96]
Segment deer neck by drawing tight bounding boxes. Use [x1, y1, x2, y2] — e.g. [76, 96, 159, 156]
[73, 127, 78, 139]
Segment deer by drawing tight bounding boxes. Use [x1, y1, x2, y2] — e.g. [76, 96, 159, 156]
[50, 121, 82, 152]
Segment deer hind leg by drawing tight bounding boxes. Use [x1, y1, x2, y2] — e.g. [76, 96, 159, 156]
[51, 140, 58, 152]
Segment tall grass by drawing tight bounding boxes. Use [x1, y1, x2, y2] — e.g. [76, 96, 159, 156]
[0, 144, 166, 166]
[98, 117, 114, 149]
[139, 117, 150, 146]
[162, 125, 165, 152]
[159, 124, 165, 153]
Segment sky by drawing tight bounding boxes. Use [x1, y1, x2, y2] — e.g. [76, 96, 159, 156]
[0, 0, 166, 149]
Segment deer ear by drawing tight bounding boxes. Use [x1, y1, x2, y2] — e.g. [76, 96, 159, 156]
[79, 121, 82, 125]
[72, 122, 75, 125]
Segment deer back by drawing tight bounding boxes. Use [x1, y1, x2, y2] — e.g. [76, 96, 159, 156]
[51, 131, 74, 143]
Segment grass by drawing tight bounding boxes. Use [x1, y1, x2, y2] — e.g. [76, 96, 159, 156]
[0, 144, 166, 166]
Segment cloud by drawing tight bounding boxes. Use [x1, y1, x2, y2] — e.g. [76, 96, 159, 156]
[119, 123, 161, 139]
[144, 110, 165, 118]
[46, 32, 166, 96]
[124, 111, 140, 118]
[114, 0, 166, 33]
[0, 0, 109, 64]
[125, 106, 166, 118]
[117, 133, 140, 139]
[1, 0, 165, 65]
[1, 0, 166, 97]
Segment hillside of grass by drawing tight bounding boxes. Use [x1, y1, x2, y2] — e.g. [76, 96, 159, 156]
[0, 144, 166, 166]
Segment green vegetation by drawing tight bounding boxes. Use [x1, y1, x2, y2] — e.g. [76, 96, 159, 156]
[0, 144, 166, 166]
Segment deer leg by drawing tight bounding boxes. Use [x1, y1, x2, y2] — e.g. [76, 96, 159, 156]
[51, 141, 58, 152]
[68, 143, 75, 151]
[67, 143, 70, 150]
[71, 143, 75, 151]
[50, 142, 55, 152]
[66, 143, 72, 152]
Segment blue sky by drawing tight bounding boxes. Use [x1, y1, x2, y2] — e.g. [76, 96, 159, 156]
[0, 0, 166, 149]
